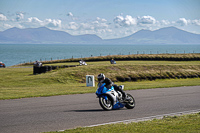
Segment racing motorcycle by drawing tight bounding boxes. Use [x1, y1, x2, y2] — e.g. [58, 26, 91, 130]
[96, 83, 135, 111]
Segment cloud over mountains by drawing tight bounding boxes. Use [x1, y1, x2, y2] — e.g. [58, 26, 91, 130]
[114, 15, 156, 27]
[0, 11, 200, 39]
[0, 26, 199, 44]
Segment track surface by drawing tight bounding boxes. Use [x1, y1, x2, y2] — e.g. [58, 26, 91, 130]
[0, 86, 200, 133]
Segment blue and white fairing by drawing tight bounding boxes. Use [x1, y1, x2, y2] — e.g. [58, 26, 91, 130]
[96, 83, 125, 109]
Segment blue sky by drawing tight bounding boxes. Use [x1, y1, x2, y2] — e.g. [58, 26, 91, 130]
[0, 0, 200, 39]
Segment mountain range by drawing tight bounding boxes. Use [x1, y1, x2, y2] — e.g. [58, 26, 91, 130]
[0, 26, 200, 44]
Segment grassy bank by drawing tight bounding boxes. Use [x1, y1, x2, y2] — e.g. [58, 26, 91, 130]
[47, 113, 200, 133]
[19, 53, 200, 66]
[42, 60, 200, 83]
[0, 60, 200, 100]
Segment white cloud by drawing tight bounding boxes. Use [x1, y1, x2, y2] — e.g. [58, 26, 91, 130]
[65, 17, 109, 32]
[114, 15, 157, 27]
[80, 23, 95, 30]
[174, 18, 200, 27]
[176, 18, 188, 26]
[191, 19, 200, 26]
[0, 23, 13, 31]
[3, 23, 12, 28]
[63, 17, 111, 38]
[28, 17, 43, 23]
[44, 19, 62, 28]
[67, 12, 73, 17]
[113, 15, 137, 27]
[19, 17, 62, 29]
[124, 15, 137, 26]
[16, 12, 24, 21]
[160, 20, 171, 25]
[0, 14, 7, 21]
[96, 17, 107, 22]
[138, 16, 156, 25]
[20, 17, 43, 28]
[66, 22, 79, 30]
[113, 15, 124, 24]
[92, 21, 109, 30]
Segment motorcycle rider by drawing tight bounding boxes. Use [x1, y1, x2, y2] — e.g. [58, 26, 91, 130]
[97, 73, 128, 101]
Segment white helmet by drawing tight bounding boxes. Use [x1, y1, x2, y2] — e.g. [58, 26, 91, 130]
[97, 73, 105, 82]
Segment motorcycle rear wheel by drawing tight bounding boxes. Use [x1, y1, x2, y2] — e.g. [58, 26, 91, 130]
[125, 93, 135, 109]
[99, 96, 113, 111]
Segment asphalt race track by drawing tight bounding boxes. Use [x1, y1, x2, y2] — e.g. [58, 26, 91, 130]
[0, 86, 200, 133]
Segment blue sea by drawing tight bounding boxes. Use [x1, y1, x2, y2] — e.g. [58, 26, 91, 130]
[0, 44, 200, 67]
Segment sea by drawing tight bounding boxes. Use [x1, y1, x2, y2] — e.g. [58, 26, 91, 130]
[0, 44, 200, 67]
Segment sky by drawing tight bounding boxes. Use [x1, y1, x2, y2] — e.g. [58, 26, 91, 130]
[0, 0, 200, 39]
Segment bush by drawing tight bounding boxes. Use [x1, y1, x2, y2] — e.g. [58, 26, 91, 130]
[116, 76, 125, 82]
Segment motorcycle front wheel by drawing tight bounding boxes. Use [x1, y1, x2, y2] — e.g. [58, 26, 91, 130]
[99, 96, 113, 111]
[125, 93, 135, 109]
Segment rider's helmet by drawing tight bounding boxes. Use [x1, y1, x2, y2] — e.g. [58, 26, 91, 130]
[97, 73, 105, 82]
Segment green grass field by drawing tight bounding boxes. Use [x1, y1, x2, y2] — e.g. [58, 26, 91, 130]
[47, 113, 200, 133]
[0, 60, 200, 100]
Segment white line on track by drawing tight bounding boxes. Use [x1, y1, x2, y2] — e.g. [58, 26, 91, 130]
[86, 109, 200, 128]
[58, 109, 200, 132]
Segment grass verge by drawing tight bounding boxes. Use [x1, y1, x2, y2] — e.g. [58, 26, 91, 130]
[46, 113, 200, 133]
[0, 60, 200, 100]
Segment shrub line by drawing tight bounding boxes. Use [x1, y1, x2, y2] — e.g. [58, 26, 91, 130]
[115, 71, 200, 82]
[19, 53, 200, 66]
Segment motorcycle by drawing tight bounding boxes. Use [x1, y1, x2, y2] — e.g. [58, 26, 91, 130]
[96, 83, 135, 111]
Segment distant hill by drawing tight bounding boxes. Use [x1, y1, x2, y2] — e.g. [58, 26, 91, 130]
[105, 27, 200, 44]
[0, 26, 200, 44]
[0, 27, 103, 44]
